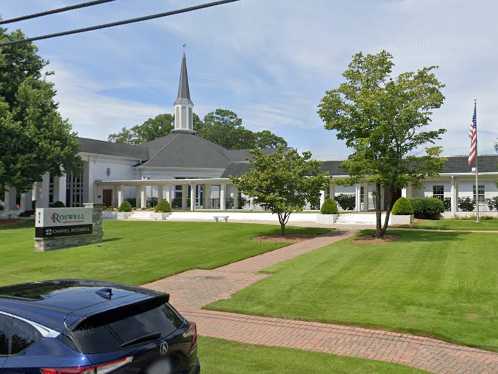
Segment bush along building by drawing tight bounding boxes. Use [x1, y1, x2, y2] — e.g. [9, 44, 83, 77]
[1, 53, 498, 218]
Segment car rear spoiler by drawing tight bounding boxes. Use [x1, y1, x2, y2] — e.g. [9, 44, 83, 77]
[67, 293, 170, 331]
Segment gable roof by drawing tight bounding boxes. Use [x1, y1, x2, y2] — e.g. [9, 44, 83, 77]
[77, 137, 148, 159]
[140, 132, 233, 169]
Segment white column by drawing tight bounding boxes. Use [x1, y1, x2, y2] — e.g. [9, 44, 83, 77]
[190, 184, 196, 211]
[220, 184, 226, 210]
[181, 185, 188, 209]
[165, 185, 172, 204]
[329, 183, 336, 200]
[20, 191, 32, 212]
[355, 184, 361, 212]
[249, 197, 255, 210]
[319, 190, 326, 209]
[363, 183, 369, 210]
[57, 175, 67, 205]
[451, 176, 458, 215]
[35, 173, 50, 208]
[233, 186, 239, 209]
[204, 184, 210, 209]
[87, 159, 96, 203]
[401, 188, 407, 198]
[4, 187, 17, 210]
[140, 185, 147, 209]
[117, 186, 124, 207]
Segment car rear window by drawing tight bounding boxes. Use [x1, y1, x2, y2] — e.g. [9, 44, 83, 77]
[0, 314, 40, 355]
[71, 300, 184, 354]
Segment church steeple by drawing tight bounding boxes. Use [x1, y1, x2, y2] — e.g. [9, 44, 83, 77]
[173, 52, 194, 133]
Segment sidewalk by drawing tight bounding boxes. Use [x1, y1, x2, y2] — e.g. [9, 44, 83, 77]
[145, 230, 498, 374]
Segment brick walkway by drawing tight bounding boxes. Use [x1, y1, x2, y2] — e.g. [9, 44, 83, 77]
[144, 231, 498, 374]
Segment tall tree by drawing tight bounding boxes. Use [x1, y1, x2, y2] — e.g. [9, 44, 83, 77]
[232, 147, 327, 234]
[318, 50, 446, 238]
[108, 108, 287, 150]
[0, 29, 80, 193]
[254, 130, 287, 149]
[197, 109, 256, 149]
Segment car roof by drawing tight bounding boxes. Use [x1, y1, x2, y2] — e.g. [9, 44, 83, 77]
[0, 280, 168, 332]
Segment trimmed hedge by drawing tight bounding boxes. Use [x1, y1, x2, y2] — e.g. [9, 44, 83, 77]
[118, 200, 132, 212]
[391, 197, 413, 215]
[51, 201, 65, 208]
[155, 199, 172, 213]
[320, 198, 338, 214]
[410, 197, 444, 219]
[335, 194, 355, 211]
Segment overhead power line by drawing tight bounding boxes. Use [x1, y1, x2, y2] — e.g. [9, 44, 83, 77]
[0, 0, 240, 47]
[0, 0, 117, 26]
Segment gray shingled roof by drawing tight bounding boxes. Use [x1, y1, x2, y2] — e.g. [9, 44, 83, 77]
[140, 132, 233, 169]
[174, 52, 193, 106]
[222, 162, 250, 177]
[77, 137, 148, 159]
[440, 155, 498, 173]
[319, 155, 498, 176]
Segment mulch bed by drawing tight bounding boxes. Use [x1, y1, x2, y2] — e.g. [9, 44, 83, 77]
[352, 234, 400, 244]
[256, 234, 317, 243]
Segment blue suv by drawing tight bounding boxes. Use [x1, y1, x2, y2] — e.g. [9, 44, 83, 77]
[0, 280, 200, 373]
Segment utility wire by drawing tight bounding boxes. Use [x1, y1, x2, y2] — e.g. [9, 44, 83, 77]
[0, 0, 117, 25]
[0, 0, 240, 47]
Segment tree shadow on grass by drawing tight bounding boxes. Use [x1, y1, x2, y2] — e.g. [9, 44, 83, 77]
[358, 229, 472, 243]
[0, 220, 34, 231]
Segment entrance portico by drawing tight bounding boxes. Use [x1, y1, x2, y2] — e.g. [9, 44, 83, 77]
[96, 178, 239, 211]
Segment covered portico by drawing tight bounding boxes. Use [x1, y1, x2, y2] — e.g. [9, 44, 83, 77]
[95, 178, 244, 211]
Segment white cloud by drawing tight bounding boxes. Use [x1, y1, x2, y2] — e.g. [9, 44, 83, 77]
[48, 63, 166, 140]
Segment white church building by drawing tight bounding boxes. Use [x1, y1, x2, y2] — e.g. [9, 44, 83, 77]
[2, 53, 498, 218]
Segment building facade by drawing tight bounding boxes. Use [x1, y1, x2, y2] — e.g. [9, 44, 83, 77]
[2, 54, 498, 217]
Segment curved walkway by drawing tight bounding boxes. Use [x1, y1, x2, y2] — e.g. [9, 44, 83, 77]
[144, 230, 498, 374]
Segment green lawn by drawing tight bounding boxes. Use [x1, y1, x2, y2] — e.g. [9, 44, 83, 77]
[199, 337, 425, 374]
[411, 218, 498, 231]
[0, 220, 328, 287]
[209, 230, 498, 351]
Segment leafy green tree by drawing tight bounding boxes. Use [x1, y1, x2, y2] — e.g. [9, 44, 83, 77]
[108, 108, 286, 150]
[254, 130, 287, 149]
[232, 147, 327, 234]
[197, 109, 255, 149]
[0, 29, 80, 193]
[318, 50, 446, 237]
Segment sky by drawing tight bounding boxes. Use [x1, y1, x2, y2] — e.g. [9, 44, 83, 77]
[2, 0, 498, 160]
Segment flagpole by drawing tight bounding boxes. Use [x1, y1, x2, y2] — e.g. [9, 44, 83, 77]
[475, 98, 480, 223]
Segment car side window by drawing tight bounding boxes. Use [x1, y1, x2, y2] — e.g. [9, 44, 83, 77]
[0, 314, 39, 355]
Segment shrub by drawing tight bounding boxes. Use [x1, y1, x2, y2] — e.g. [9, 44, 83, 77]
[155, 199, 171, 213]
[410, 197, 444, 219]
[125, 198, 137, 208]
[335, 194, 355, 211]
[391, 197, 413, 215]
[487, 197, 498, 211]
[171, 198, 182, 209]
[443, 197, 451, 211]
[320, 198, 338, 214]
[50, 201, 65, 208]
[458, 197, 475, 212]
[118, 200, 132, 212]
[19, 210, 34, 217]
[0, 204, 3, 211]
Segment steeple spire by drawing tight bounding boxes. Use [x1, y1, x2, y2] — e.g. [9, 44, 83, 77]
[173, 51, 195, 133]
[175, 52, 193, 106]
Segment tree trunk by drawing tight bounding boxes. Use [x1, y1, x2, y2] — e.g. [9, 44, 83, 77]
[277, 212, 290, 235]
[380, 185, 394, 237]
[375, 183, 382, 238]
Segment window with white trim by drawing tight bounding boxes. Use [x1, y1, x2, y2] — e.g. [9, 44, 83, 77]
[473, 184, 485, 203]
[432, 185, 444, 201]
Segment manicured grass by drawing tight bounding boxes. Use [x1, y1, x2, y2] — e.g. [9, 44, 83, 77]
[0, 221, 328, 287]
[210, 230, 498, 351]
[199, 337, 425, 374]
[411, 218, 498, 231]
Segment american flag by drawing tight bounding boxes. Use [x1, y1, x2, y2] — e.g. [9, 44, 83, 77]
[468, 102, 478, 166]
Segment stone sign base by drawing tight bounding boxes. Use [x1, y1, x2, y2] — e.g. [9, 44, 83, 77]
[34, 204, 103, 252]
